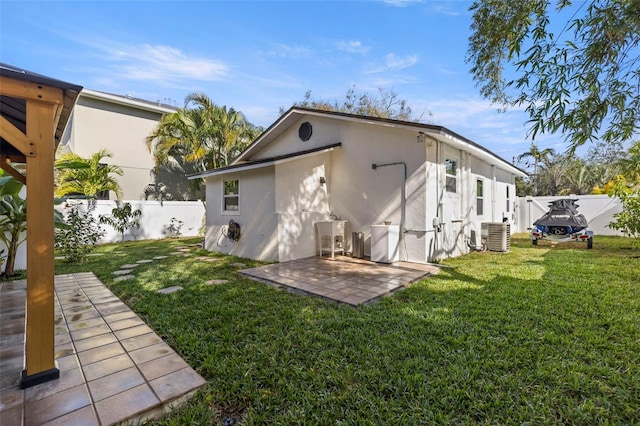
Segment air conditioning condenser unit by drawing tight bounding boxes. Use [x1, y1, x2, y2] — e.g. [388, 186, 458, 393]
[481, 222, 511, 252]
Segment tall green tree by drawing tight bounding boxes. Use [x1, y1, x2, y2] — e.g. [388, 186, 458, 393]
[517, 143, 554, 195]
[55, 149, 123, 199]
[467, 0, 640, 151]
[284, 86, 429, 122]
[146, 93, 261, 174]
[617, 141, 640, 186]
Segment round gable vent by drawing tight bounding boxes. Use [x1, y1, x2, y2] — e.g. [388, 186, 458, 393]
[298, 122, 312, 141]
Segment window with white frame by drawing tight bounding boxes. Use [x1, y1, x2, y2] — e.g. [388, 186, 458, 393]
[445, 158, 457, 193]
[476, 179, 484, 215]
[223, 179, 239, 212]
[506, 186, 511, 212]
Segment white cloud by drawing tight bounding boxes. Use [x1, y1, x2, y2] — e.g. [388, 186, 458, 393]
[336, 40, 370, 54]
[59, 33, 230, 89]
[423, 97, 544, 155]
[381, 0, 423, 7]
[381, 0, 464, 15]
[384, 53, 419, 70]
[266, 43, 311, 58]
[107, 44, 229, 84]
[365, 53, 419, 74]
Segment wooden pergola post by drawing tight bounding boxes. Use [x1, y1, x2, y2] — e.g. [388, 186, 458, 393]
[0, 66, 81, 388]
[21, 99, 59, 387]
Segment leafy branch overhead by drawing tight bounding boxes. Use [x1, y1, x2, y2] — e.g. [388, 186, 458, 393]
[467, 0, 640, 150]
[284, 86, 430, 122]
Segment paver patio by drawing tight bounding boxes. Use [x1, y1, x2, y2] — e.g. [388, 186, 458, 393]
[240, 256, 440, 306]
[0, 273, 205, 425]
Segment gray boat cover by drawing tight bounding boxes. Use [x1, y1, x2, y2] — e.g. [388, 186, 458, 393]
[533, 199, 588, 228]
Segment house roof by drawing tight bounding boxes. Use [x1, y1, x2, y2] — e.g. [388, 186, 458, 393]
[0, 62, 82, 161]
[80, 89, 178, 114]
[233, 107, 527, 178]
[188, 142, 341, 179]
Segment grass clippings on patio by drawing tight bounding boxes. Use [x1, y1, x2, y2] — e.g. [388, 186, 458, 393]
[52, 235, 640, 424]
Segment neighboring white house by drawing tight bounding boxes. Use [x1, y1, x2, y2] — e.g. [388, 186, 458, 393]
[191, 107, 527, 263]
[59, 89, 179, 200]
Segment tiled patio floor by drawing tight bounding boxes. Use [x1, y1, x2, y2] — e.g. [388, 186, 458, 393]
[240, 256, 440, 306]
[0, 272, 205, 426]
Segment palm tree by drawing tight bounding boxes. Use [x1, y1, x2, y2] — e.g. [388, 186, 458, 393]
[617, 141, 640, 186]
[55, 149, 123, 199]
[561, 158, 595, 195]
[518, 143, 554, 195]
[146, 92, 261, 174]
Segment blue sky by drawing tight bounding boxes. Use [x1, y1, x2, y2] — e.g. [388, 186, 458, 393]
[1, 0, 571, 162]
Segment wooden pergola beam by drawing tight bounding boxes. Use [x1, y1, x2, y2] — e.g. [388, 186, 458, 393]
[0, 156, 26, 184]
[1, 115, 37, 157]
[0, 77, 64, 104]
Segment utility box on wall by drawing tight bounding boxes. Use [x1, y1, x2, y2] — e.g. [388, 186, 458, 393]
[481, 222, 511, 252]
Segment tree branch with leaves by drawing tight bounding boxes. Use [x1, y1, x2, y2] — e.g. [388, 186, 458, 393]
[467, 0, 640, 151]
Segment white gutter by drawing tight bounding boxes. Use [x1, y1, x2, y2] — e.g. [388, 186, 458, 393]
[189, 145, 339, 179]
[80, 89, 176, 114]
[422, 129, 527, 178]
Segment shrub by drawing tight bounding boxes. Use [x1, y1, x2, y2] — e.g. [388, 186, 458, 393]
[99, 202, 142, 242]
[609, 182, 640, 247]
[55, 202, 105, 262]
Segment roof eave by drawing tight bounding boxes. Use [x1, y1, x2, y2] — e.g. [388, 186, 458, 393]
[80, 89, 177, 114]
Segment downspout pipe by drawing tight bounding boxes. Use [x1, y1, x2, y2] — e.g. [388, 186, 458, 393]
[372, 162, 407, 261]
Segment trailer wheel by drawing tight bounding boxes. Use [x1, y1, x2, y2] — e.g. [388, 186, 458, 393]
[587, 237, 593, 249]
[532, 238, 538, 246]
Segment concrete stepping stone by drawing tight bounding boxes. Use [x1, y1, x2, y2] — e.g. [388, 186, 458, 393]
[170, 251, 185, 256]
[121, 264, 139, 269]
[114, 275, 135, 282]
[136, 259, 154, 264]
[158, 286, 183, 294]
[153, 256, 169, 260]
[195, 256, 219, 262]
[113, 269, 134, 276]
[87, 253, 104, 257]
[55, 256, 65, 260]
[205, 279, 228, 285]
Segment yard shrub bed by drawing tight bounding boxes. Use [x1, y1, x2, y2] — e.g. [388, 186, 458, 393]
[54, 235, 640, 424]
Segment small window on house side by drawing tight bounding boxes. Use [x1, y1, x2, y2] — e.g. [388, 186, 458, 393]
[223, 179, 239, 213]
[445, 158, 457, 193]
[506, 186, 511, 212]
[477, 179, 484, 215]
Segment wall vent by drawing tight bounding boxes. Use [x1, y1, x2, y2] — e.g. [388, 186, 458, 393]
[481, 222, 511, 252]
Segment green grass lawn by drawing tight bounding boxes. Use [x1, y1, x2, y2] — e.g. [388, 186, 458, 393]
[53, 235, 640, 424]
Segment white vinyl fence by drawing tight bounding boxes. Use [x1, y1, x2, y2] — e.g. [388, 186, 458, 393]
[515, 194, 623, 236]
[3, 200, 205, 272]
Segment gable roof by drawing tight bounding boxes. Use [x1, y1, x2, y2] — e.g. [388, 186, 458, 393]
[190, 107, 527, 178]
[232, 107, 527, 178]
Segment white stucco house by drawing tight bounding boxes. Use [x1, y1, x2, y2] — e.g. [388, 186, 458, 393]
[60, 89, 184, 200]
[191, 107, 527, 263]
